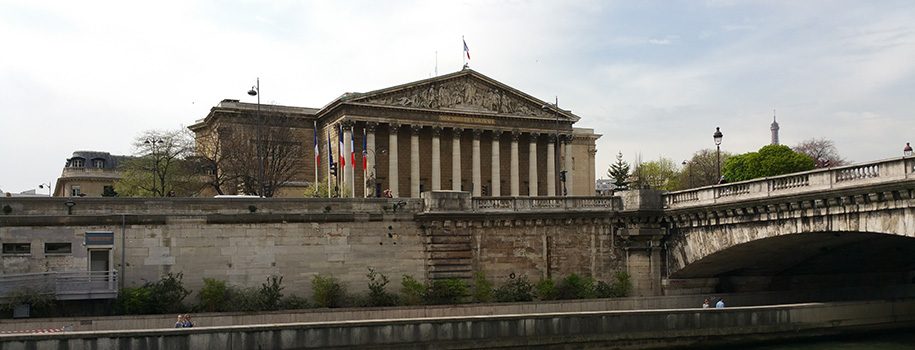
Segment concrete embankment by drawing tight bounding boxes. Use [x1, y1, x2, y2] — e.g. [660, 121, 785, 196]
[2, 299, 915, 350]
[4, 285, 914, 333]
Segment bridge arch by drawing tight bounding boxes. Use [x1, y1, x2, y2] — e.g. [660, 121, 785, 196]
[665, 189, 915, 292]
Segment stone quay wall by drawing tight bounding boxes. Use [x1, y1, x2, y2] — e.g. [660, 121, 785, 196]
[0, 194, 630, 296]
[3, 299, 914, 350]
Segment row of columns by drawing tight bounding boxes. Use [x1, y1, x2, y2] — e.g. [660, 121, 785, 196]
[342, 122, 574, 198]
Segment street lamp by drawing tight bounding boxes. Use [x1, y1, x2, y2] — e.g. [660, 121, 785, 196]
[38, 183, 52, 197]
[681, 160, 691, 188]
[144, 137, 164, 196]
[905, 142, 913, 157]
[543, 103, 565, 196]
[248, 78, 265, 197]
[713, 127, 723, 182]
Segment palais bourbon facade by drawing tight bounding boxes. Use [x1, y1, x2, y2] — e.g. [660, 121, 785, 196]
[189, 69, 600, 197]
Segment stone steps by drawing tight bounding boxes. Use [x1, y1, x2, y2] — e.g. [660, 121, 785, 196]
[425, 229, 473, 281]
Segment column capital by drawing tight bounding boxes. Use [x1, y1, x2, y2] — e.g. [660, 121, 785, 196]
[510, 130, 522, 142]
[471, 129, 483, 139]
[341, 120, 355, 130]
[489, 129, 503, 138]
[547, 134, 559, 143]
[452, 128, 463, 136]
[562, 134, 574, 144]
[410, 125, 423, 134]
[432, 126, 443, 136]
[529, 132, 540, 139]
[389, 122, 401, 130]
[365, 122, 379, 132]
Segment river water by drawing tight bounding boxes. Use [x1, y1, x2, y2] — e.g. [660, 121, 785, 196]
[702, 331, 915, 350]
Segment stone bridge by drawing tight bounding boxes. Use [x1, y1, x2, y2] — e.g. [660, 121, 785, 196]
[660, 157, 915, 294]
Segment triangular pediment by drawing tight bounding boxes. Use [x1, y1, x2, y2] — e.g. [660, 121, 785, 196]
[345, 70, 579, 122]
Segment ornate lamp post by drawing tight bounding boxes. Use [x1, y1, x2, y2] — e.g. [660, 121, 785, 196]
[681, 160, 691, 188]
[905, 142, 913, 157]
[248, 78, 265, 197]
[144, 137, 164, 196]
[713, 127, 723, 182]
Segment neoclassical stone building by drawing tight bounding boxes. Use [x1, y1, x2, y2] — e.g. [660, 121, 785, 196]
[190, 69, 599, 197]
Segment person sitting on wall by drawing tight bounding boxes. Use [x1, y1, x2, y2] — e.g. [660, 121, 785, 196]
[715, 298, 725, 308]
[702, 298, 710, 309]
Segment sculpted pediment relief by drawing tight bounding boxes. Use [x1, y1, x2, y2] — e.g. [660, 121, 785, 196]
[353, 75, 566, 120]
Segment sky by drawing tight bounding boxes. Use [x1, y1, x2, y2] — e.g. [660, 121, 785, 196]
[2, 0, 914, 194]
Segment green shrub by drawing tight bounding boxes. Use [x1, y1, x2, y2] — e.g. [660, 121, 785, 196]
[471, 272, 493, 303]
[115, 287, 152, 314]
[147, 272, 191, 313]
[312, 274, 346, 308]
[2, 287, 56, 316]
[400, 275, 426, 306]
[117, 273, 190, 315]
[611, 271, 632, 297]
[425, 278, 468, 305]
[280, 295, 310, 310]
[493, 276, 534, 302]
[594, 280, 615, 298]
[556, 274, 595, 300]
[366, 268, 398, 307]
[535, 278, 558, 301]
[198, 278, 230, 312]
[227, 287, 263, 312]
[259, 275, 285, 311]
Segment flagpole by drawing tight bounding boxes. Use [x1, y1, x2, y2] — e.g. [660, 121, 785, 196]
[313, 121, 319, 186]
[462, 35, 465, 67]
[326, 129, 332, 198]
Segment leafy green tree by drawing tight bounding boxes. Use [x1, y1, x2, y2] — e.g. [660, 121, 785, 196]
[723, 144, 815, 182]
[607, 151, 631, 190]
[116, 129, 203, 197]
[632, 157, 680, 190]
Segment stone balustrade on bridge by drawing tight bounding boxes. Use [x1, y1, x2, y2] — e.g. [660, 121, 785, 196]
[664, 157, 915, 209]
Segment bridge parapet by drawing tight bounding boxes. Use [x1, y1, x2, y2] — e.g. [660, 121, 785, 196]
[471, 196, 621, 212]
[665, 157, 915, 209]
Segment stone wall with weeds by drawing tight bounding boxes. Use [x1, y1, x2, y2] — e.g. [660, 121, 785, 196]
[104, 268, 632, 316]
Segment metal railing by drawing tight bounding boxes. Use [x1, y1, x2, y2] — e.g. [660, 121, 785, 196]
[471, 196, 619, 211]
[0, 270, 118, 301]
[665, 157, 915, 209]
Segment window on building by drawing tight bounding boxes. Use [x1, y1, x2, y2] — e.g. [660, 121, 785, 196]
[93, 159, 105, 168]
[70, 158, 85, 167]
[71, 185, 81, 197]
[45, 243, 72, 254]
[2, 243, 31, 255]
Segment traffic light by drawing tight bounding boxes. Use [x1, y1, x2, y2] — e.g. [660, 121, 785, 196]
[330, 163, 338, 177]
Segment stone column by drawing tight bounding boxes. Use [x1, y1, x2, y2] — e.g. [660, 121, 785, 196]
[510, 131, 520, 197]
[410, 125, 421, 198]
[388, 123, 399, 197]
[452, 128, 462, 191]
[491, 131, 501, 196]
[563, 135, 573, 196]
[528, 132, 539, 196]
[365, 122, 377, 197]
[342, 121, 354, 198]
[547, 135, 556, 196]
[472, 129, 482, 197]
[431, 127, 442, 191]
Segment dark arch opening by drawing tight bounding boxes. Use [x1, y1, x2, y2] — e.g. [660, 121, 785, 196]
[671, 232, 915, 293]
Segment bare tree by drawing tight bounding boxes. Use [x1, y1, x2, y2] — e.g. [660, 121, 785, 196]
[678, 149, 732, 190]
[202, 123, 307, 197]
[793, 138, 847, 168]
